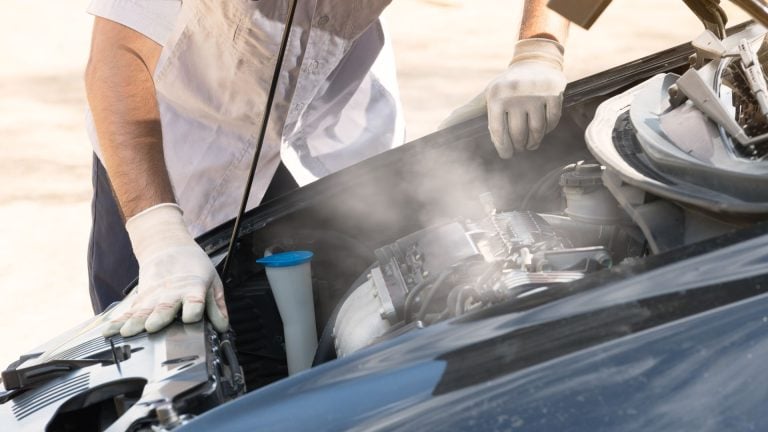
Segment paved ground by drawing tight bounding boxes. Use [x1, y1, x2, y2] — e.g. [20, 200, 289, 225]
[0, 0, 749, 367]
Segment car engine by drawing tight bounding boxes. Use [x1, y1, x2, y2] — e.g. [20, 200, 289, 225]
[331, 179, 641, 357]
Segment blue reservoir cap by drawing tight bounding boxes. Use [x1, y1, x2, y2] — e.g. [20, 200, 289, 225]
[256, 251, 314, 268]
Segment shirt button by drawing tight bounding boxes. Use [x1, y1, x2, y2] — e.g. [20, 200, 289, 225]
[302, 60, 319, 74]
[292, 103, 305, 113]
[317, 15, 329, 26]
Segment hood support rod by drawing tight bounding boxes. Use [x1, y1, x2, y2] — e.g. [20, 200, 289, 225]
[220, 0, 299, 281]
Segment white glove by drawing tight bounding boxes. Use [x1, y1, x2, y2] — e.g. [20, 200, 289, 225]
[487, 38, 566, 158]
[440, 38, 566, 158]
[103, 203, 229, 337]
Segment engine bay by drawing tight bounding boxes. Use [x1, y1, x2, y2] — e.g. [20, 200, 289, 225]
[330, 183, 640, 359]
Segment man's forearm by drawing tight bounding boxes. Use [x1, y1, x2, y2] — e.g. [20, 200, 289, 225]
[85, 17, 174, 220]
[520, 0, 570, 43]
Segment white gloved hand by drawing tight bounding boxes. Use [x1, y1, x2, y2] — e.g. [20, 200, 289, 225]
[486, 38, 566, 158]
[103, 203, 229, 337]
[440, 38, 567, 158]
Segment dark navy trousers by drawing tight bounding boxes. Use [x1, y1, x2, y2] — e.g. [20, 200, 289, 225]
[87, 155, 298, 314]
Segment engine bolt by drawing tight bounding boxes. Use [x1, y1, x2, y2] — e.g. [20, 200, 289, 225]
[156, 402, 180, 427]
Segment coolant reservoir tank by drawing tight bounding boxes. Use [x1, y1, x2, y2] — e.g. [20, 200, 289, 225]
[256, 251, 316, 375]
[560, 162, 624, 225]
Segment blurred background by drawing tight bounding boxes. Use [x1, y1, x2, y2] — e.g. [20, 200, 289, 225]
[0, 0, 749, 367]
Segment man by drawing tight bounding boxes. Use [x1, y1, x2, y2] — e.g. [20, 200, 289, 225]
[85, 0, 569, 337]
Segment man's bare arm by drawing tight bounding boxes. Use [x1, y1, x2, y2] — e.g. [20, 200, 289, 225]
[88, 17, 229, 337]
[521, 0, 570, 43]
[85, 17, 173, 219]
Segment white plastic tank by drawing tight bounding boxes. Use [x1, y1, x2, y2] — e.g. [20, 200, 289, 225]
[256, 251, 316, 375]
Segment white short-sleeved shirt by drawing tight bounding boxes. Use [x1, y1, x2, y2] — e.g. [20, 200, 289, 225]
[86, 0, 405, 236]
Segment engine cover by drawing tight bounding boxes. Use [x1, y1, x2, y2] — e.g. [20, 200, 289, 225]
[0, 302, 244, 431]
